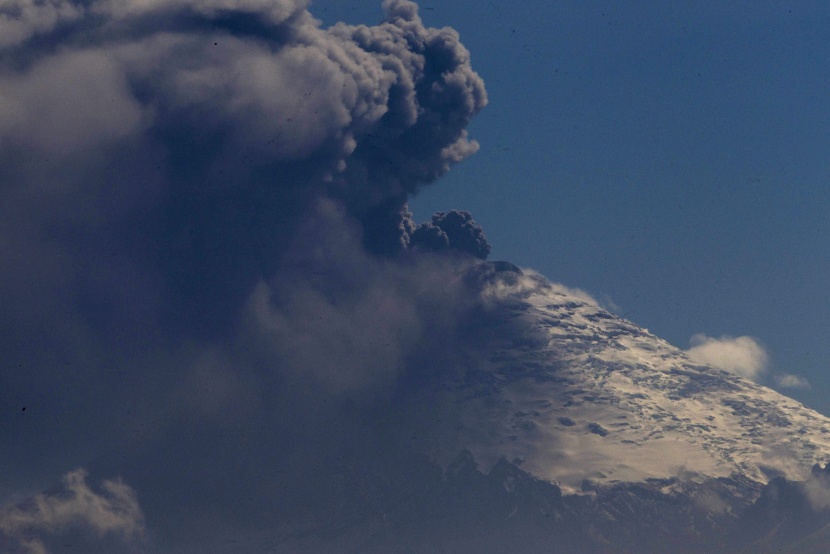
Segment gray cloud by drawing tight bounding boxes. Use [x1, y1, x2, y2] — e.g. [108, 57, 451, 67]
[0, 469, 144, 554]
[0, 0, 487, 333]
[410, 210, 491, 259]
[0, 0, 486, 385]
[0, 0, 84, 48]
[240, 199, 480, 399]
[0, 1, 491, 551]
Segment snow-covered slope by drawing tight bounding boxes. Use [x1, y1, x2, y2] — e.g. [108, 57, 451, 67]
[265, 266, 830, 553]
[420, 268, 830, 496]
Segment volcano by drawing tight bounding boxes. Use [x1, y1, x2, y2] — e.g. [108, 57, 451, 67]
[267, 264, 830, 554]
[421, 266, 830, 493]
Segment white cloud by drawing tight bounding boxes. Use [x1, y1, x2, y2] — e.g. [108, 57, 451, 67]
[685, 334, 769, 381]
[0, 469, 144, 554]
[775, 373, 811, 390]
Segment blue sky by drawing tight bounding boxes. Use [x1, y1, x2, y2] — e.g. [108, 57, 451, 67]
[314, 0, 830, 414]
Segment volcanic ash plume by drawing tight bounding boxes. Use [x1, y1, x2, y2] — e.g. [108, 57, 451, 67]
[0, 0, 492, 551]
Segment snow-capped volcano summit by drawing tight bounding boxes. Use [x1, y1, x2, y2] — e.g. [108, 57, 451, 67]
[264, 266, 830, 553]
[418, 266, 830, 496]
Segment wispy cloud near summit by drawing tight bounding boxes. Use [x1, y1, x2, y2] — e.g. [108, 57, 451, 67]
[685, 334, 769, 381]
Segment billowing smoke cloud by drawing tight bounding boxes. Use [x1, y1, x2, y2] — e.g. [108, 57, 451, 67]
[241, 198, 484, 398]
[0, 0, 492, 551]
[0, 0, 486, 279]
[0, 469, 144, 554]
[685, 334, 769, 381]
[410, 209, 491, 259]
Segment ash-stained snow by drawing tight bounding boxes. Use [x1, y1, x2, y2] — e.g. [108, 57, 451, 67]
[421, 269, 830, 495]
